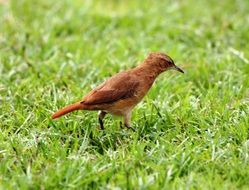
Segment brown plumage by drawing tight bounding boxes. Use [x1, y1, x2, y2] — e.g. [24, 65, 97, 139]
[52, 52, 184, 131]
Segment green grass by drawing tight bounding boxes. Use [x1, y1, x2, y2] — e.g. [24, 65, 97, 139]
[1, 0, 249, 189]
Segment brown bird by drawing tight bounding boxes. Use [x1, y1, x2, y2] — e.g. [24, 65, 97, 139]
[52, 52, 184, 131]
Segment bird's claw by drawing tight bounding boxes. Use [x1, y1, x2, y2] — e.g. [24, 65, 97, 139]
[98, 125, 104, 130]
[120, 121, 124, 129]
[124, 124, 136, 132]
[129, 127, 136, 132]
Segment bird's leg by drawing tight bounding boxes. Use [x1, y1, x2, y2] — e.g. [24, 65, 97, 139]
[98, 111, 107, 130]
[124, 112, 136, 132]
[120, 121, 123, 129]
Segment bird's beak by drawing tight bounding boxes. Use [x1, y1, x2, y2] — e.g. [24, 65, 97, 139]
[173, 65, 184, 73]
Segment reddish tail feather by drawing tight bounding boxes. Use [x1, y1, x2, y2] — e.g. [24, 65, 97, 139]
[52, 102, 83, 119]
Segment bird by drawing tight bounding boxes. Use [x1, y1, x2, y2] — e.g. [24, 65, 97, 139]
[51, 52, 184, 131]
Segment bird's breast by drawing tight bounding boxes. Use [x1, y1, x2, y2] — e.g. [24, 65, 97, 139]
[104, 97, 141, 116]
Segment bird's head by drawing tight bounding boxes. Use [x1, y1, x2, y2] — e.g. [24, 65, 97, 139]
[145, 52, 184, 74]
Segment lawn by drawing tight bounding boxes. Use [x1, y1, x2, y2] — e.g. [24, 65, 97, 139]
[0, 0, 249, 189]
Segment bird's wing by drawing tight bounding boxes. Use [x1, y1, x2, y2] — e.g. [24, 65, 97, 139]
[81, 71, 139, 105]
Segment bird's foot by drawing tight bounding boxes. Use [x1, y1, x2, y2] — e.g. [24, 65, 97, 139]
[98, 118, 105, 130]
[98, 126, 104, 130]
[124, 124, 136, 132]
[120, 121, 123, 129]
[98, 123, 104, 130]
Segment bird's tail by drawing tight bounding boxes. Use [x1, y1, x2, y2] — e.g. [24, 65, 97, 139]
[52, 102, 83, 119]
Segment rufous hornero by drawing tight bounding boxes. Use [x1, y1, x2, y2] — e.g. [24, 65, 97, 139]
[52, 52, 184, 131]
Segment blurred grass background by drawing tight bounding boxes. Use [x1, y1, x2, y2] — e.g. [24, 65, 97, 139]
[0, 0, 249, 189]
